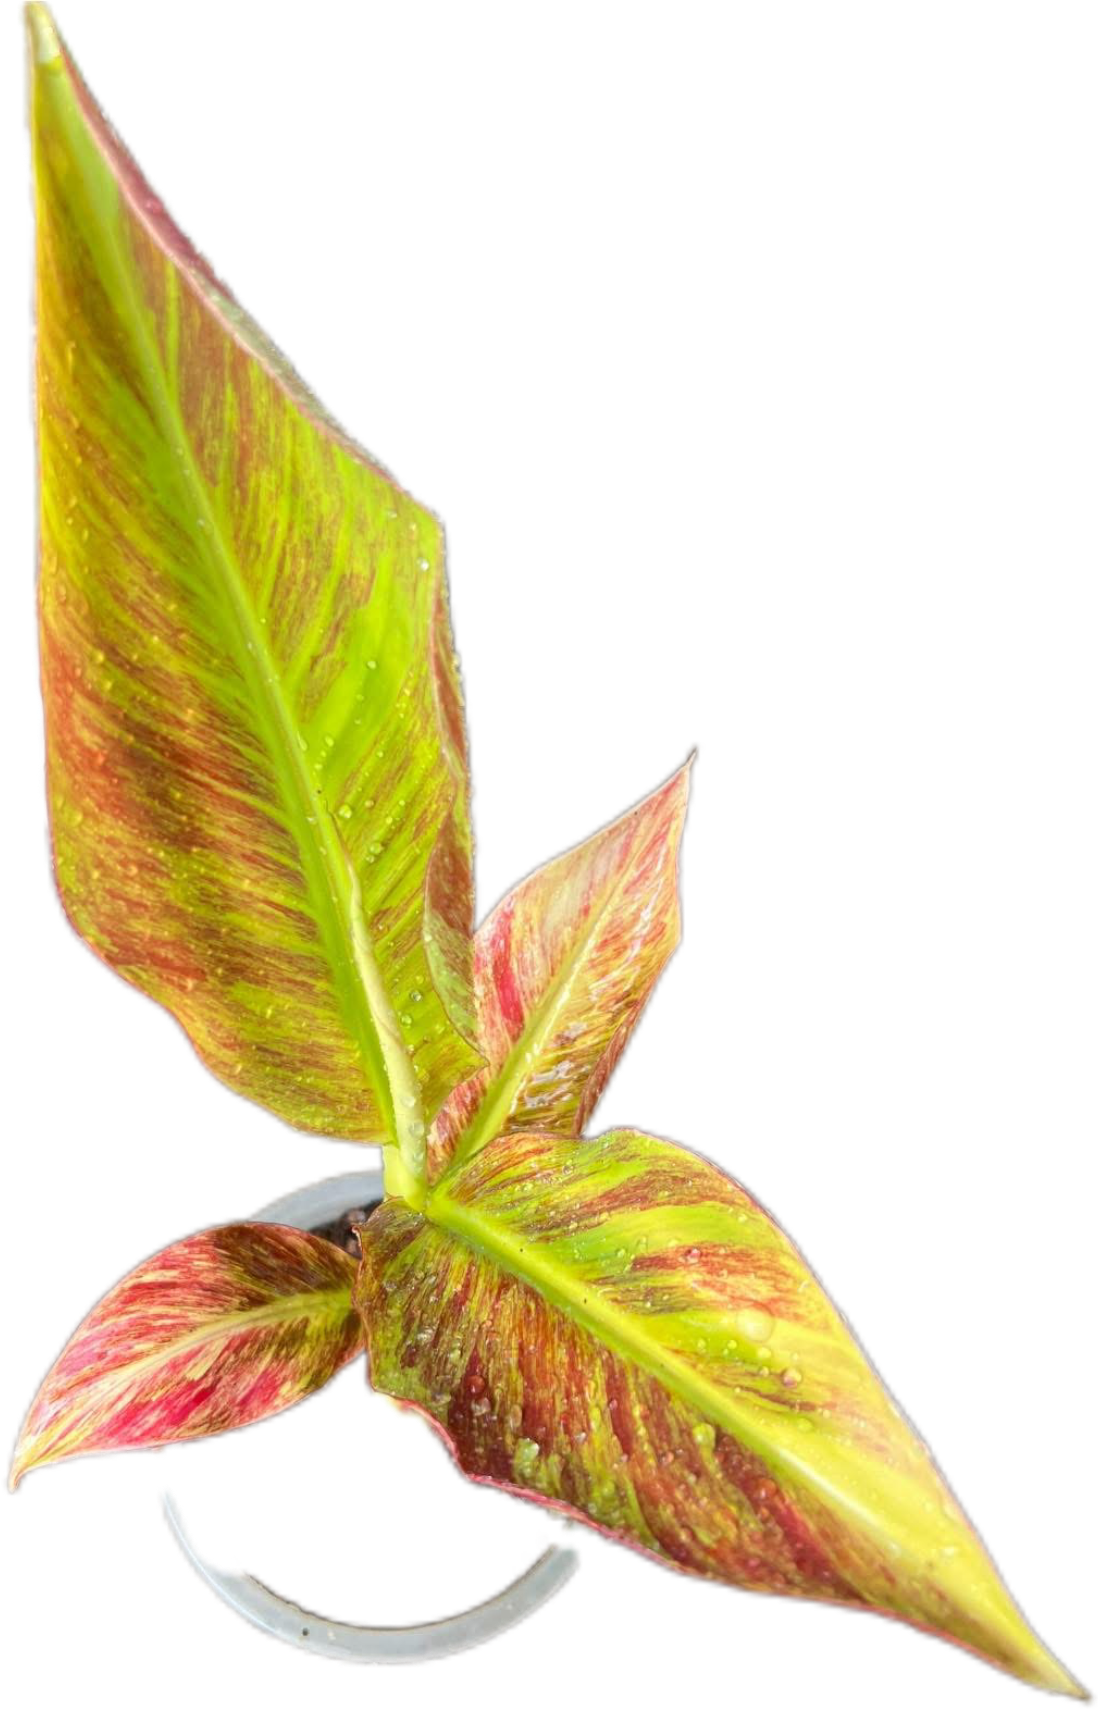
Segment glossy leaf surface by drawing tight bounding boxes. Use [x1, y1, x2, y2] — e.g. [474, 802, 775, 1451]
[358, 1129, 1080, 1696]
[11, 1223, 363, 1486]
[430, 764, 690, 1179]
[28, 6, 478, 1154]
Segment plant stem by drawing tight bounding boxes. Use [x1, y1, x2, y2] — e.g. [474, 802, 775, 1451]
[383, 1144, 426, 1210]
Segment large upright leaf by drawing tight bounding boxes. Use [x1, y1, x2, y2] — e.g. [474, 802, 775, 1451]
[11, 1223, 363, 1486]
[27, 5, 479, 1156]
[357, 1129, 1082, 1696]
[429, 763, 691, 1179]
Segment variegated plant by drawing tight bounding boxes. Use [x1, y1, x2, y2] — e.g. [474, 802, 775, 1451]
[12, 6, 1083, 1698]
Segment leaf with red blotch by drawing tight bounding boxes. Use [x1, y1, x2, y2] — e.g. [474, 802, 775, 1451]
[357, 1128, 1084, 1698]
[26, 4, 479, 1161]
[429, 763, 691, 1180]
[11, 1224, 363, 1487]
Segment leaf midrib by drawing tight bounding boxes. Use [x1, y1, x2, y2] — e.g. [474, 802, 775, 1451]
[427, 1185, 894, 1541]
[454, 837, 645, 1163]
[425, 1189, 752, 1442]
[51, 75, 412, 1145]
[36, 1292, 355, 1415]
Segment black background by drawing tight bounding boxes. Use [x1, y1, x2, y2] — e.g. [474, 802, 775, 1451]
[14, 6, 1087, 1702]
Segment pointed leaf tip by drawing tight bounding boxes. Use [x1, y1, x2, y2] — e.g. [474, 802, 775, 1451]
[26, 5, 61, 67]
[360, 1127, 1084, 1697]
[429, 759, 693, 1178]
[11, 1224, 364, 1485]
[28, 8, 480, 1155]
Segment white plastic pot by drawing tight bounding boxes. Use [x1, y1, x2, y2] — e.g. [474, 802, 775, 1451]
[155, 1168, 581, 1661]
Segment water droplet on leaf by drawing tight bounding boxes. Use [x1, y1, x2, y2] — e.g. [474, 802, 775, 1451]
[735, 1307, 773, 1344]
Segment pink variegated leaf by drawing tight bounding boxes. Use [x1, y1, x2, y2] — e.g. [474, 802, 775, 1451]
[357, 1129, 1083, 1696]
[27, 6, 480, 1166]
[429, 763, 691, 1180]
[11, 1224, 363, 1487]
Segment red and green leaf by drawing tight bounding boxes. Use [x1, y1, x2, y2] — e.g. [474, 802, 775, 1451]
[429, 763, 691, 1180]
[357, 1128, 1081, 1696]
[11, 1224, 363, 1487]
[27, 5, 479, 1164]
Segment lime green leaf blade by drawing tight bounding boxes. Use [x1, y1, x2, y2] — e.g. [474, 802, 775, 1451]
[357, 1128, 1083, 1697]
[430, 762, 691, 1179]
[27, 5, 480, 1150]
[11, 1222, 363, 1487]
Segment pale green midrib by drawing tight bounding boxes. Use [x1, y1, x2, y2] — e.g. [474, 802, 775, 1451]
[49, 78, 420, 1151]
[427, 1188, 926, 1558]
[417, 1209, 1080, 1688]
[21, 1284, 357, 1467]
[454, 839, 648, 1166]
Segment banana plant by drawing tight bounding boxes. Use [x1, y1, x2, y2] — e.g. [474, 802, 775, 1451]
[12, 6, 1084, 1698]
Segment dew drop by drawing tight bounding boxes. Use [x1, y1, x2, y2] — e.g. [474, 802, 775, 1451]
[734, 1307, 773, 1344]
[691, 1421, 716, 1451]
[337, 804, 352, 820]
[366, 659, 378, 670]
[781, 1367, 802, 1388]
[514, 1437, 541, 1477]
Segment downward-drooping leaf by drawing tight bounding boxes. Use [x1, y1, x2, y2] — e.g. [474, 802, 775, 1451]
[357, 1129, 1082, 1696]
[11, 1223, 363, 1487]
[27, 5, 479, 1161]
[429, 764, 691, 1180]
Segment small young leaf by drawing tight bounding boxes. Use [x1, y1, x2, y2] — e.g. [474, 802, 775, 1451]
[11, 1224, 363, 1487]
[358, 1129, 1082, 1696]
[27, 5, 479, 1156]
[430, 763, 691, 1178]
